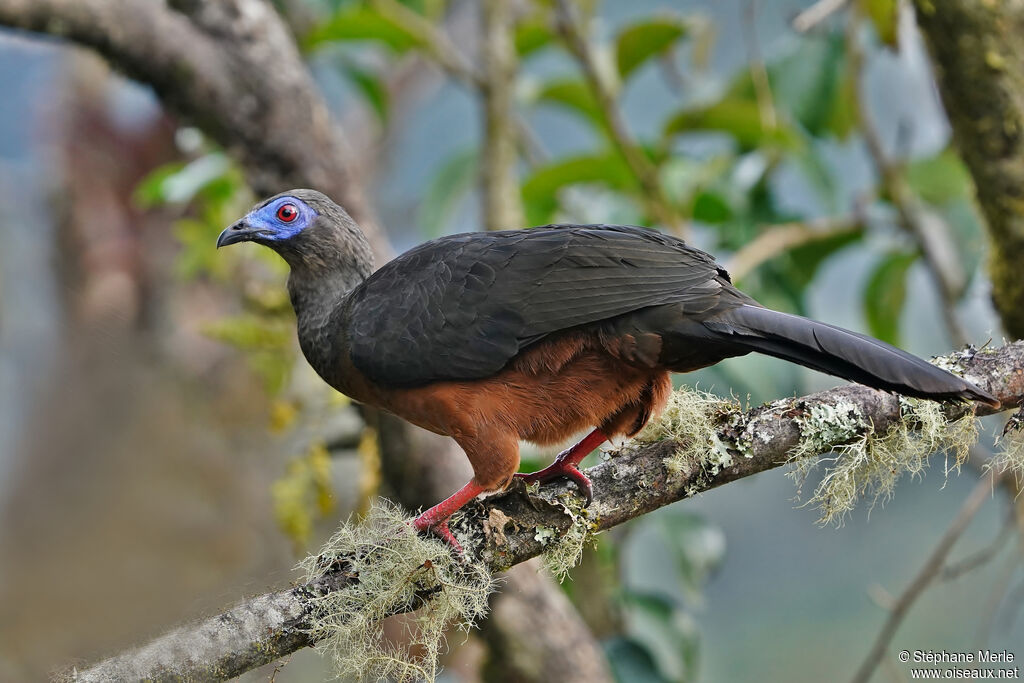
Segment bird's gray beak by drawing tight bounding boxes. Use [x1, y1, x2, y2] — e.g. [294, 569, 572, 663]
[217, 220, 256, 248]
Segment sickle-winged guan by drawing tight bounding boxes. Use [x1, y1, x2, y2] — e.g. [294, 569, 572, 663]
[218, 189, 998, 550]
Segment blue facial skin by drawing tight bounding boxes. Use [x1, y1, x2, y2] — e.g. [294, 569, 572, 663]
[247, 196, 316, 242]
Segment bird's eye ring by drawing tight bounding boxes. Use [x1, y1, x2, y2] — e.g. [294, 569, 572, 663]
[277, 203, 299, 222]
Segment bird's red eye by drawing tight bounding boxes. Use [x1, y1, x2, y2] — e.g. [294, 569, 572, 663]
[277, 203, 298, 222]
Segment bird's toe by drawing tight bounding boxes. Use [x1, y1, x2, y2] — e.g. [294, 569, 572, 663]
[515, 462, 594, 504]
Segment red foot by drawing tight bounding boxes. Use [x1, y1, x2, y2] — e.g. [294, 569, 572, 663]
[514, 428, 607, 504]
[516, 461, 594, 503]
[414, 516, 464, 554]
[412, 479, 486, 555]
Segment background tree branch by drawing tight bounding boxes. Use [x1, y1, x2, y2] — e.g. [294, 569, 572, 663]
[66, 341, 1024, 682]
[553, 0, 686, 235]
[913, 0, 1024, 339]
[847, 6, 969, 347]
[480, 0, 525, 232]
[4, 2, 1020, 680]
[0, 2, 615, 679]
[0, 0, 391, 258]
[849, 475, 999, 683]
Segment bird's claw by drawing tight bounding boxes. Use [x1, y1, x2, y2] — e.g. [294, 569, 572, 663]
[514, 462, 593, 505]
[413, 515, 465, 555]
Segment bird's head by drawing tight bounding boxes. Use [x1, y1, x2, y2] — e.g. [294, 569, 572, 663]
[217, 189, 373, 277]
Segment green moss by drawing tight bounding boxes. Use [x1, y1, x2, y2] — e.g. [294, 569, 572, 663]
[539, 494, 596, 581]
[300, 502, 496, 682]
[628, 383, 984, 527]
[987, 411, 1024, 487]
[633, 387, 741, 479]
[794, 400, 866, 457]
[790, 397, 978, 525]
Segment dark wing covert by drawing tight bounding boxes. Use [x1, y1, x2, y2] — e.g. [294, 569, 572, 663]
[346, 224, 734, 387]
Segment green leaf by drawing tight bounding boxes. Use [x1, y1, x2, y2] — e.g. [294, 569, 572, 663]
[745, 224, 864, 311]
[339, 61, 389, 123]
[603, 638, 670, 683]
[768, 32, 854, 138]
[515, 18, 555, 58]
[656, 512, 725, 603]
[623, 591, 700, 682]
[615, 17, 687, 80]
[135, 154, 233, 208]
[791, 143, 842, 213]
[863, 0, 899, 48]
[534, 78, 602, 126]
[167, 154, 233, 205]
[418, 148, 477, 237]
[272, 442, 335, 550]
[784, 226, 863, 290]
[173, 217, 225, 279]
[659, 155, 730, 209]
[691, 191, 733, 224]
[664, 97, 799, 150]
[906, 149, 973, 205]
[134, 162, 186, 208]
[304, 6, 424, 52]
[198, 171, 243, 205]
[203, 313, 294, 352]
[521, 154, 637, 224]
[863, 250, 919, 346]
[827, 66, 858, 139]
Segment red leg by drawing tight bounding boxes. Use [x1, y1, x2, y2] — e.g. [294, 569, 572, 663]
[514, 428, 607, 503]
[413, 479, 487, 553]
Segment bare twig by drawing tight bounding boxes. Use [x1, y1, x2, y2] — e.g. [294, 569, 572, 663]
[976, 548, 1023, 647]
[370, 0, 547, 168]
[65, 342, 1023, 682]
[0, 0, 393, 259]
[913, 0, 1024, 339]
[996, 574, 1024, 639]
[744, 0, 778, 132]
[372, 0, 483, 87]
[793, 0, 851, 33]
[726, 216, 863, 281]
[480, 0, 525, 231]
[849, 476, 998, 683]
[553, 0, 687, 235]
[941, 507, 1016, 581]
[846, 9, 969, 347]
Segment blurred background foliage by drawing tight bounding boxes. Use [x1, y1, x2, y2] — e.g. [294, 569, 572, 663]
[0, 1, 1019, 682]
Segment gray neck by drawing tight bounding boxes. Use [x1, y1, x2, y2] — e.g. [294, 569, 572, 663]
[288, 266, 364, 324]
[285, 227, 374, 382]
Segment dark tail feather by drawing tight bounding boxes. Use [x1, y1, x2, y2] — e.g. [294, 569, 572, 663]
[702, 304, 998, 406]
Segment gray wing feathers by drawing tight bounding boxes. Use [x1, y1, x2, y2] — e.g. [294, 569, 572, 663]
[347, 224, 725, 386]
[702, 304, 996, 403]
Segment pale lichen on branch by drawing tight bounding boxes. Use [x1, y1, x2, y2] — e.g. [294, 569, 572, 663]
[299, 502, 495, 683]
[64, 342, 1024, 682]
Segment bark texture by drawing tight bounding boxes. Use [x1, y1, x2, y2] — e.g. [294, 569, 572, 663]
[65, 342, 1024, 682]
[0, 3, 613, 679]
[913, 1, 1024, 338]
[372, 402, 612, 683]
[480, 0, 525, 231]
[0, 0, 390, 259]
[481, 558, 612, 683]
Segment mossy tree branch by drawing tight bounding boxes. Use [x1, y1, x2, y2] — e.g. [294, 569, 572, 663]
[913, 0, 1024, 339]
[0, 0, 392, 259]
[65, 342, 1024, 682]
[848, 6, 969, 347]
[0, 2, 605, 678]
